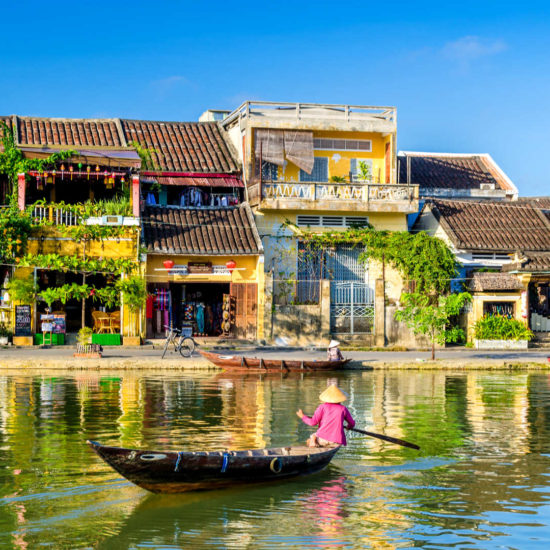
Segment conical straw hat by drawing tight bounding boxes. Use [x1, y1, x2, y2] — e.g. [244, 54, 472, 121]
[328, 340, 340, 348]
[319, 384, 348, 403]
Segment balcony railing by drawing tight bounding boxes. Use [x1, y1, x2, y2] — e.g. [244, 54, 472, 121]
[31, 205, 82, 226]
[262, 182, 418, 202]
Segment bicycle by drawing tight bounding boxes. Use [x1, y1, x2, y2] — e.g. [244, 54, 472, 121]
[161, 326, 197, 358]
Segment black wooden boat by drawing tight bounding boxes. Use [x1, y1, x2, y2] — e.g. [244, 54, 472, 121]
[88, 440, 340, 493]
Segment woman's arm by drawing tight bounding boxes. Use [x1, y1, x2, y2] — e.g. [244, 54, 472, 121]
[344, 407, 355, 429]
[299, 405, 323, 426]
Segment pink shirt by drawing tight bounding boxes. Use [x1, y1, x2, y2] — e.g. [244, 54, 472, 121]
[301, 403, 355, 445]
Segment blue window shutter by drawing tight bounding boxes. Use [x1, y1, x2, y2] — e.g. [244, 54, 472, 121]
[300, 157, 328, 182]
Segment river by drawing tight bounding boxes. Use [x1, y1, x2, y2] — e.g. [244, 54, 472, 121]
[0, 369, 549, 549]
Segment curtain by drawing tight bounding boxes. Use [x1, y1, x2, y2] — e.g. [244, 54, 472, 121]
[284, 130, 314, 174]
[255, 129, 285, 166]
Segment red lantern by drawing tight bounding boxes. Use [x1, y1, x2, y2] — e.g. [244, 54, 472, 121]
[163, 260, 175, 270]
[226, 259, 237, 273]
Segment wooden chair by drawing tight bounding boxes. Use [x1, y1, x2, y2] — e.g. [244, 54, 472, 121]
[92, 311, 111, 334]
[109, 311, 121, 334]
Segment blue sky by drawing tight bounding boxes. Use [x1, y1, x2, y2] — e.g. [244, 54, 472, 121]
[1, 1, 549, 195]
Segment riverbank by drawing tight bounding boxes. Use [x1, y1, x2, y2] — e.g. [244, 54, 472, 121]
[1, 345, 549, 371]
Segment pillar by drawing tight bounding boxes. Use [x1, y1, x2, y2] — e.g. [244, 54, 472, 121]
[17, 173, 26, 211]
[320, 279, 331, 342]
[375, 278, 385, 347]
[263, 271, 273, 342]
[131, 175, 140, 217]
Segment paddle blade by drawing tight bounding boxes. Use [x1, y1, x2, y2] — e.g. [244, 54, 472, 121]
[347, 427, 420, 450]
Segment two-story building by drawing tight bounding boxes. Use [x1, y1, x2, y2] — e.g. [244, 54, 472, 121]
[221, 101, 419, 346]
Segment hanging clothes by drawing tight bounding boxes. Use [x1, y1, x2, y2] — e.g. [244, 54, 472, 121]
[196, 303, 205, 334]
[146, 192, 157, 205]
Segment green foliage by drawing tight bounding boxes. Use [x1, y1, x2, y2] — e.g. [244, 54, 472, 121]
[394, 292, 472, 359]
[17, 253, 138, 276]
[0, 321, 12, 337]
[77, 327, 93, 345]
[6, 277, 38, 304]
[0, 206, 32, 260]
[0, 121, 75, 204]
[289, 224, 457, 294]
[357, 160, 372, 182]
[473, 315, 534, 341]
[29, 198, 131, 220]
[131, 140, 160, 171]
[93, 285, 121, 308]
[39, 287, 61, 309]
[117, 275, 147, 313]
[329, 175, 347, 183]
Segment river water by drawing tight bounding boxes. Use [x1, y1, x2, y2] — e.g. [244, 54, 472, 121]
[0, 369, 549, 549]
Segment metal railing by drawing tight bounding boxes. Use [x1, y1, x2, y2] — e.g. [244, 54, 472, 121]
[263, 182, 418, 202]
[30, 205, 82, 226]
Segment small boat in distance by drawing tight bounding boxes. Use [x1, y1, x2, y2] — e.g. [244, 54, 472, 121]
[199, 350, 352, 372]
[87, 440, 340, 493]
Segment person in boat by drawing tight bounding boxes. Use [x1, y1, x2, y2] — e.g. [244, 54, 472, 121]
[327, 340, 344, 361]
[296, 385, 355, 447]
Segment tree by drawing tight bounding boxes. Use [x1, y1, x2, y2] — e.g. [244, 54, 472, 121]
[394, 291, 472, 360]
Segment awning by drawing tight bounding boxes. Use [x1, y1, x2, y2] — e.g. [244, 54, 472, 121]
[254, 129, 314, 173]
[20, 146, 141, 169]
[154, 176, 244, 188]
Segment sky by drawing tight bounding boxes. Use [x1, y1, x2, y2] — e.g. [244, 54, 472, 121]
[1, 1, 549, 196]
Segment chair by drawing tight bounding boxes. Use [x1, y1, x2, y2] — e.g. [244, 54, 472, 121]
[92, 311, 111, 334]
[109, 311, 121, 334]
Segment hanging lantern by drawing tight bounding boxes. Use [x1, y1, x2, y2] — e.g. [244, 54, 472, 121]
[46, 172, 53, 185]
[86, 165, 91, 180]
[37, 173, 43, 191]
[163, 259, 175, 270]
[120, 176, 125, 184]
[60, 164, 65, 180]
[78, 162, 83, 172]
[226, 259, 237, 273]
[69, 165, 74, 180]
[52, 170, 56, 184]
[95, 165, 100, 179]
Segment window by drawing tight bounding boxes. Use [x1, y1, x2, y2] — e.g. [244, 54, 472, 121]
[300, 157, 328, 182]
[350, 159, 373, 182]
[261, 161, 278, 181]
[471, 252, 512, 261]
[314, 138, 372, 152]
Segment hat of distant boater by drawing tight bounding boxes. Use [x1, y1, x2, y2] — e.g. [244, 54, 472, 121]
[328, 340, 340, 348]
[319, 384, 348, 403]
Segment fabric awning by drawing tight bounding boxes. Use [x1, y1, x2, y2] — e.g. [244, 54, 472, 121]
[255, 129, 285, 166]
[20, 146, 141, 168]
[154, 176, 244, 187]
[284, 130, 314, 174]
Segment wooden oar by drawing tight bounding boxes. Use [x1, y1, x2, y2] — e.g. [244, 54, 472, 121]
[346, 427, 420, 450]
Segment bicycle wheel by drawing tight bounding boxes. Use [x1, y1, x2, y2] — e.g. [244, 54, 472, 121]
[179, 337, 195, 358]
[161, 336, 172, 359]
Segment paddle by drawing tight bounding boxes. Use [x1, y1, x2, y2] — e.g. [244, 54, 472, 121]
[346, 426, 420, 450]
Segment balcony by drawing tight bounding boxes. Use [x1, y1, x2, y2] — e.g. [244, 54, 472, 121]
[257, 181, 419, 214]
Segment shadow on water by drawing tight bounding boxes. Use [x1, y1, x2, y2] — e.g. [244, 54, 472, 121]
[97, 466, 351, 549]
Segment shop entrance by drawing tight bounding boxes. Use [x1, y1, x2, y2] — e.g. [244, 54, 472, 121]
[146, 282, 230, 338]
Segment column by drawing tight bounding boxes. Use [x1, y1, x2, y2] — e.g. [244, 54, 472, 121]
[375, 278, 385, 347]
[131, 175, 140, 217]
[17, 173, 26, 211]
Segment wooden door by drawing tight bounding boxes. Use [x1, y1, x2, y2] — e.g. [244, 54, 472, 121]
[230, 283, 257, 340]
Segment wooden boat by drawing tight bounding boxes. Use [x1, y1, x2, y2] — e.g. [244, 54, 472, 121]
[199, 350, 352, 372]
[87, 440, 340, 493]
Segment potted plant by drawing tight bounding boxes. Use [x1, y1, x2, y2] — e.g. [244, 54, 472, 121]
[0, 322, 11, 345]
[74, 326, 102, 358]
[117, 276, 148, 346]
[472, 314, 534, 349]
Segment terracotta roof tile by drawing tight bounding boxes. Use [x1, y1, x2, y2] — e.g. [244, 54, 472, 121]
[468, 272, 524, 291]
[16, 116, 125, 147]
[502, 252, 550, 273]
[420, 199, 550, 251]
[142, 204, 262, 255]
[121, 119, 239, 173]
[398, 153, 510, 191]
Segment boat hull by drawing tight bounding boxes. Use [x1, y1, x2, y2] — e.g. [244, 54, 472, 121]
[199, 350, 351, 372]
[88, 441, 340, 493]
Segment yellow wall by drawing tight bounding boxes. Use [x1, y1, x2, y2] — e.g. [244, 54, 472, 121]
[254, 130, 393, 184]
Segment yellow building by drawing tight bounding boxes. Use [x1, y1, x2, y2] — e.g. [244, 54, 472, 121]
[220, 101, 419, 346]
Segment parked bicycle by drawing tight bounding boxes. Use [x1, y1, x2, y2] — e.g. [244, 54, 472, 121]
[161, 326, 197, 358]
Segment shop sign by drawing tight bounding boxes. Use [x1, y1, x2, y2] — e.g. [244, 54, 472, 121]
[15, 305, 32, 336]
[188, 262, 213, 274]
[40, 313, 66, 333]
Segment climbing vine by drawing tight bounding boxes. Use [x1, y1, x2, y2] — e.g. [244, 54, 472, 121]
[281, 222, 457, 294]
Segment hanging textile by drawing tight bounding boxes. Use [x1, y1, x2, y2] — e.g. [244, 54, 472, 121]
[255, 129, 285, 166]
[284, 130, 314, 174]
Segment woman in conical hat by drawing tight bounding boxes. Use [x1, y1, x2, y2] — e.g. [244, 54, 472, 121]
[296, 384, 355, 447]
[327, 340, 344, 362]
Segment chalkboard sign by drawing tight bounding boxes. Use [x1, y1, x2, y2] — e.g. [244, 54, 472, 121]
[15, 305, 32, 336]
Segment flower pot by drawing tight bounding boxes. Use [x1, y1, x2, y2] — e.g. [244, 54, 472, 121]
[123, 336, 141, 346]
[0, 336, 9, 345]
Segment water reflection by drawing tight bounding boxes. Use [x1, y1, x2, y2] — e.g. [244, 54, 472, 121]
[0, 370, 549, 548]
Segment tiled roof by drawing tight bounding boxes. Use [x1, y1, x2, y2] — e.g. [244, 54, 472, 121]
[142, 204, 262, 255]
[121, 119, 239, 173]
[502, 252, 550, 273]
[517, 197, 550, 213]
[468, 272, 524, 292]
[419, 199, 550, 251]
[15, 116, 126, 147]
[398, 152, 512, 191]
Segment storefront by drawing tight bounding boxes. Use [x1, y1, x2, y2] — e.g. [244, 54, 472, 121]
[142, 204, 264, 341]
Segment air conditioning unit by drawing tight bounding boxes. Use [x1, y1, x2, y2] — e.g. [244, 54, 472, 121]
[101, 215, 123, 225]
[480, 183, 495, 190]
